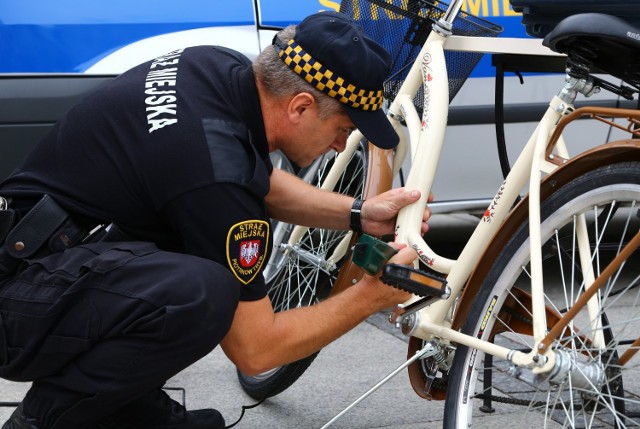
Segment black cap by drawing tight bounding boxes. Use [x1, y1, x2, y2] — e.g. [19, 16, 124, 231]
[273, 11, 398, 149]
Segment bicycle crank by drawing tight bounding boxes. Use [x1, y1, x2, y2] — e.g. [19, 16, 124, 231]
[351, 234, 450, 331]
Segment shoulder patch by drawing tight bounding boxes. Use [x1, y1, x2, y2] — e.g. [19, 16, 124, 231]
[226, 220, 270, 285]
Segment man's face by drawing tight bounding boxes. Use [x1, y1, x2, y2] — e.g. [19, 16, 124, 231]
[284, 110, 356, 167]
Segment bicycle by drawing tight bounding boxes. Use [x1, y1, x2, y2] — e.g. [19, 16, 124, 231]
[238, 0, 640, 427]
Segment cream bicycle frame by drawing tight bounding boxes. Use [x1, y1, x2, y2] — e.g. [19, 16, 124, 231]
[285, 0, 608, 370]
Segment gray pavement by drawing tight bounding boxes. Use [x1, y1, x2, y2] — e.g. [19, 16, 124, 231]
[0, 310, 531, 429]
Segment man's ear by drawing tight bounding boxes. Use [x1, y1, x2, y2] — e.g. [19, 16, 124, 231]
[287, 92, 316, 124]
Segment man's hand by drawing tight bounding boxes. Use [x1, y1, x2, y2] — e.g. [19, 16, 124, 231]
[360, 188, 433, 236]
[358, 243, 416, 308]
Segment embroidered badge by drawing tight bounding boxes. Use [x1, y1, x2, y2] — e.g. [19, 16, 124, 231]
[226, 220, 269, 285]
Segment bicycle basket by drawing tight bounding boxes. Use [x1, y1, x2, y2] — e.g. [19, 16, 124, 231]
[340, 0, 503, 111]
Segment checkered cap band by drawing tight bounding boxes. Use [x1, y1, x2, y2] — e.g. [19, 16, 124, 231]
[275, 38, 384, 111]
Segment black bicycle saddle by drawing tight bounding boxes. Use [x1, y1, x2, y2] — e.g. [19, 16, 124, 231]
[543, 13, 640, 90]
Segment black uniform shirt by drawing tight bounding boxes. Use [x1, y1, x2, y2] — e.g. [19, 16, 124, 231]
[0, 46, 274, 301]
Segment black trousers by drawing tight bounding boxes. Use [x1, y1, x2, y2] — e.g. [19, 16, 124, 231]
[0, 241, 240, 428]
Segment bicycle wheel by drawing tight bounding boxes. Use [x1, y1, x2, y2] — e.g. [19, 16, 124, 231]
[237, 143, 368, 399]
[445, 161, 640, 428]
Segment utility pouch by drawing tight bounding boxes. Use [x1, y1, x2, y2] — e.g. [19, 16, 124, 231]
[5, 195, 70, 259]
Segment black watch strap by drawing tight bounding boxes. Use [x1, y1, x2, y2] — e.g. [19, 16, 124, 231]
[350, 198, 365, 233]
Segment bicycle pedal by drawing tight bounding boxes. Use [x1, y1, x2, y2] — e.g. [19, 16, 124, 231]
[352, 234, 398, 275]
[381, 264, 450, 299]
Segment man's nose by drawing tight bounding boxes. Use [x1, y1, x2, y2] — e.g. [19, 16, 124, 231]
[334, 135, 348, 153]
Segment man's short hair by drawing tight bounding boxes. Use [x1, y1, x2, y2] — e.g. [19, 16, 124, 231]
[253, 26, 345, 119]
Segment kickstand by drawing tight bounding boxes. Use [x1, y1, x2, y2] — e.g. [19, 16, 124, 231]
[320, 342, 440, 428]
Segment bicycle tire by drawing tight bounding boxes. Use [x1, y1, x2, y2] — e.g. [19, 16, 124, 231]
[444, 161, 640, 428]
[236, 142, 368, 400]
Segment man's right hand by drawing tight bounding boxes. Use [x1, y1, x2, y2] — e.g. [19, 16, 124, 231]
[358, 243, 416, 308]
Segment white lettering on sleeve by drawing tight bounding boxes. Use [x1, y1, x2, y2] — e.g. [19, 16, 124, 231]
[144, 50, 184, 133]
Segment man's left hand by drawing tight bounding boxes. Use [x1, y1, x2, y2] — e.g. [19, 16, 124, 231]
[361, 188, 432, 236]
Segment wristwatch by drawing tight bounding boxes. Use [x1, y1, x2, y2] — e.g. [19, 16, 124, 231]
[350, 198, 365, 233]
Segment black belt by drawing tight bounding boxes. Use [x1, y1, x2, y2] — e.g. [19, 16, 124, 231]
[0, 195, 95, 274]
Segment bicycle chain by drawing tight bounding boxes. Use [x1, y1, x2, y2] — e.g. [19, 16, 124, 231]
[503, 304, 533, 325]
[473, 393, 594, 411]
[474, 393, 549, 408]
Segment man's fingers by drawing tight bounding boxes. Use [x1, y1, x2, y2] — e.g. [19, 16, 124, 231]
[423, 206, 432, 222]
[391, 189, 421, 210]
[388, 246, 417, 265]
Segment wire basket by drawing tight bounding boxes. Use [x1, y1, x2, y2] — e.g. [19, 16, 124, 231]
[340, 0, 503, 111]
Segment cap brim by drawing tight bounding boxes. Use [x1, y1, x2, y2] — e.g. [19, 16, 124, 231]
[346, 107, 398, 149]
